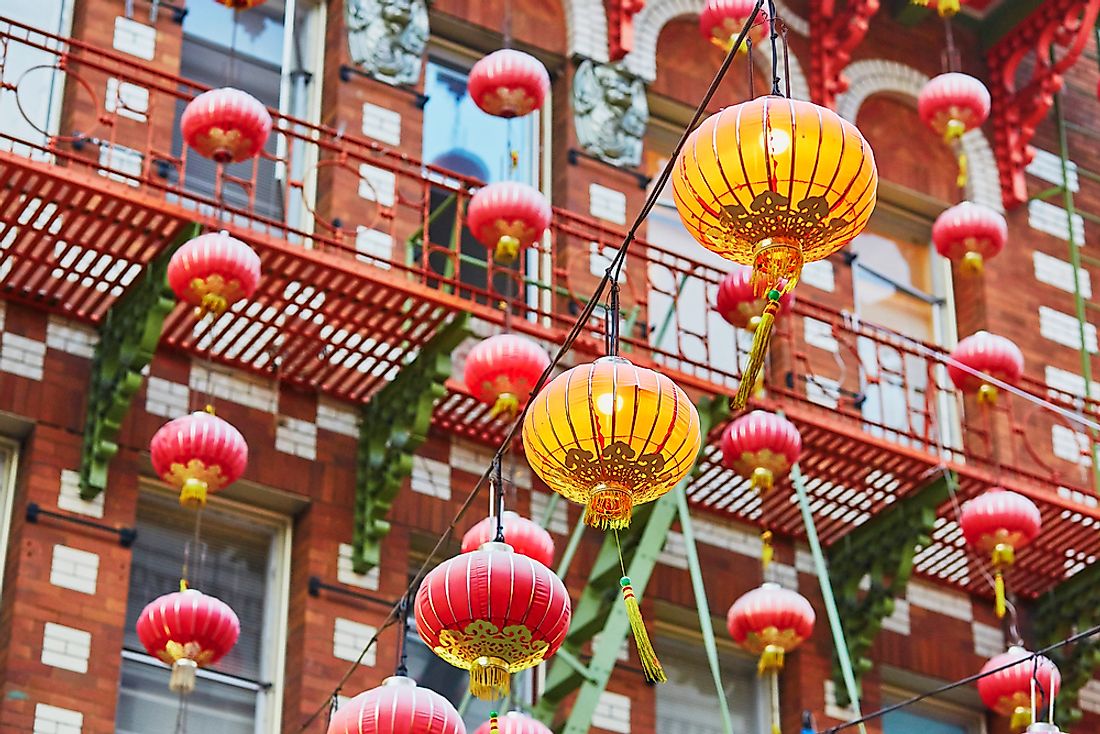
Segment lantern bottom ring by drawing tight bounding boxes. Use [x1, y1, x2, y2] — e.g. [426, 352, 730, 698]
[751, 239, 803, 296]
[471, 655, 511, 701]
[169, 658, 198, 694]
[583, 486, 633, 530]
[180, 477, 208, 507]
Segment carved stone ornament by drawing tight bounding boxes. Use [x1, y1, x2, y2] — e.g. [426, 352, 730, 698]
[573, 59, 649, 168]
[345, 0, 429, 87]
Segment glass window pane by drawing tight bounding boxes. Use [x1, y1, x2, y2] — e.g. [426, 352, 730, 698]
[656, 636, 764, 734]
[402, 625, 495, 729]
[883, 709, 968, 734]
[116, 657, 256, 734]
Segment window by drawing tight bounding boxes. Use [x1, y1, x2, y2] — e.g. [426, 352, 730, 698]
[0, 440, 17, 597]
[402, 616, 497, 729]
[116, 490, 290, 734]
[173, 0, 324, 221]
[881, 697, 982, 734]
[656, 635, 767, 734]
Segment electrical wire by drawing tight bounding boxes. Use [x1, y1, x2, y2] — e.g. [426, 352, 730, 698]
[291, 4, 770, 731]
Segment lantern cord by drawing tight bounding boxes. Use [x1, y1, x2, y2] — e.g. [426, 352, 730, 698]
[493, 455, 506, 543]
[747, 39, 755, 98]
[326, 691, 340, 728]
[395, 594, 411, 677]
[180, 506, 204, 590]
[780, 22, 792, 99]
[816, 622, 1100, 734]
[606, 281, 621, 358]
[767, 0, 781, 96]
[769, 670, 781, 734]
[174, 689, 190, 734]
[941, 14, 960, 73]
[292, 5, 767, 729]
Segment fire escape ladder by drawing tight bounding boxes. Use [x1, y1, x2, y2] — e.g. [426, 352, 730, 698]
[78, 222, 201, 499]
[351, 314, 470, 573]
[1033, 561, 1100, 725]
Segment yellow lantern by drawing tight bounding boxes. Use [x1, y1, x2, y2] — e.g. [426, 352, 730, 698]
[522, 356, 701, 530]
[672, 96, 878, 407]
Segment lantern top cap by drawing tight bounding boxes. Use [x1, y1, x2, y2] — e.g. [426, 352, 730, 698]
[594, 355, 633, 366]
[760, 581, 781, 591]
[382, 675, 417, 688]
[477, 541, 515, 554]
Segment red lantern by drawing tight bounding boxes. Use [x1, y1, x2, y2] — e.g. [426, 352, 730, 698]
[932, 201, 1007, 275]
[473, 711, 551, 734]
[960, 488, 1041, 618]
[466, 182, 552, 263]
[947, 331, 1024, 405]
[150, 411, 249, 507]
[136, 588, 240, 694]
[978, 647, 1061, 731]
[167, 230, 262, 318]
[468, 49, 550, 119]
[918, 72, 990, 143]
[180, 87, 273, 163]
[414, 542, 571, 700]
[720, 410, 801, 492]
[462, 511, 556, 568]
[327, 675, 466, 734]
[727, 583, 815, 734]
[699, 0, 770, 52]
[217, 0, 267, 7]
[715, 266, 794, 330]
[463, 333, 550, 418]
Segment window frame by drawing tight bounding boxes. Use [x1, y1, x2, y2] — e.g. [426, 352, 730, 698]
[0, 438, 19, 599]
[118, 483, 293, 734]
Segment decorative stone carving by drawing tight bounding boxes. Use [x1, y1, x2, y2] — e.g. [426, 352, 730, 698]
[573, 60, 648, 168]
[345, 0, 429, 87]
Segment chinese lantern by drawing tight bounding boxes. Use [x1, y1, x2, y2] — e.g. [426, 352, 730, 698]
[327, 675, 466, 734]
[463, 333, 550, 418]
[136, 588, 240, 694]
[960, 488, 1041, 618]
[466, 182, 552, 263]
[918, 73, 989, 186]
[715, 266, 794, 330]
[699, 0, 770, 53]
[150, 411, 249, 507]
[909, 0, 961, 17]
[672, 96, 878, 407]
[462, 510, 555, 568]
[468, 49, 550, 119]
[415, 542, 569, 702]
[932, 201, 1007, 276]
[180, 87, 273, 163]
[727, 583, 815, 734]
[947, 331, 1024, 405]
[167, 230, 262, 318]
[473, 711, 551, 734]
[216, 0, 267, 7]
[720, 410, 801, 492]
[978, 647, 1061, 731]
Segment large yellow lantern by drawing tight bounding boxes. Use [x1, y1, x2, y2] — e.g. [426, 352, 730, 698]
[522, 356, 701, 530]
[672, 96, 878, 407]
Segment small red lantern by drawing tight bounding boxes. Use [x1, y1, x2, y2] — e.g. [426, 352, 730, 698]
[327, 675, 466, 734]
[727, 583, 815, 734]
[978, 647, 1061, 731]
[466, 182, 552, 263]
[462, 511, 556, 568]
[167, 230, 262, 318]
[947, 331, 1024, 405]
[715, 266, 794, 330]
[699, 0, 770, 53]
[932, 201, 1007, 276]
[468, 49, 550, 119]
[150, 411, 249, 507]
[217, 0, 267, 7]
[415, 542, 571, 700]
[918, 72, 990, 142]
[180, 87, 273, 163]
[720, 410, 801, 492]
[960, 488, 1041, 618]
[463, 333, 550, 419]
[473, 711, 551, 734]
[136, 588, 240, 694]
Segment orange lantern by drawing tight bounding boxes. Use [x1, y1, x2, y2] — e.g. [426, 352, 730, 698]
[672, 97, 878, 407]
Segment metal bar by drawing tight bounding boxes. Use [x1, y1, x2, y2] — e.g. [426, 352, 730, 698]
[652, 272, 693, 348]
[555, 512, 587, 582]
[307, 576, 397, 608]
[790, 462, 867, 734]
[676, 489, 734, 734]
[25, 502, 137, 547]
[550, 647, 596, 682]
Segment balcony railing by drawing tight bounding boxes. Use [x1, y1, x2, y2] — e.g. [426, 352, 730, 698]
[0, 16, 1098, 509]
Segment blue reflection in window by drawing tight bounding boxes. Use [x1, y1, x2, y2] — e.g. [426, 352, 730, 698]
[183, 0, 286, 67]
[882, 709, 968, 734]
[422, 59, 537, 185]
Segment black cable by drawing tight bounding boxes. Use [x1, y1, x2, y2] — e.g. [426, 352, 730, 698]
[493, 455, 505, 543]
[767, 0, 781, 96]
[395, 593, 411, 677]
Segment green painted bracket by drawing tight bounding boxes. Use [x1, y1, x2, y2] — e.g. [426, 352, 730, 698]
[78, 222, 201, 500]
[352, 314, 470, 573]
[825, 473, 951, 705]
[1033, 560, 1100, 725]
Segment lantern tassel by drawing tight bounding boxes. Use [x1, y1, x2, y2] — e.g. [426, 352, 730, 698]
[956, 151, 969, 189]
[751, 467, 774, 493]
[761, 530, 774, 570]
[734, 299, 779, 409]
[495, 235, 520, 263]
[620, 576, 666, 683]
[961, 251, 984, 275]
[977, 384, 998, 406]
[585, 487, 633, 530]
[490, 393, 520, 420]
[1009, 705, 1031, 731]
[994, 570, 1006, 619]
[470, 658, 510, 701]
[489, 710, 500, 734]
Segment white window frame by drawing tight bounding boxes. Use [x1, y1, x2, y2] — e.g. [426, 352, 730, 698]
[120, 484, 292, 734]
[0, 439, 19, 599]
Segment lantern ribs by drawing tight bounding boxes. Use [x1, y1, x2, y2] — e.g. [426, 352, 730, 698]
[809, 0, 882, 109]
[986, 0, 1100, 209]
[1033, 562, 1100, 726]
[607, 0, 646, 62]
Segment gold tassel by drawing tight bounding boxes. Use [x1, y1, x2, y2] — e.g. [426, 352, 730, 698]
[489, 711, 500, 734]
[937, 0, 960, 17]
[495, 235, 520, 263]
[585, 488, 633, 530]
[761, 530, 774, 570]
[961, 251, 984, 275]
[956, 151, 969, 188]
[1009, 705, 1032, 731]
[758, 644, 786, 676]
[621, 576, 666, 683]
[994, 570, 1006, 619]
[470, 658, 510, 701]
[977, 384, 998, 406]
[734, 299, 779, 409]
[751, 467, 774, 493]
[490, 393, 519, 420]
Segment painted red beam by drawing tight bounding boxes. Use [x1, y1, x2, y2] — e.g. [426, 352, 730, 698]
[808, 0, 881, 109]
[607, 0, 646, 61]
[986, 0, 1100, 209]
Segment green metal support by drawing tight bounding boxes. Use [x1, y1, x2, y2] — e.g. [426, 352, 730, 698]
[815, 468, 950, 706]
[1033, 561, 1100, 725]
[532, 395, 727, 732]
[78, 222, 201, 500]
[352, 314, 470, 573]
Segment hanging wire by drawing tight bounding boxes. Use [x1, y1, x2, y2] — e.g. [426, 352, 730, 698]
[605, 281, 621, 358]
[395, 593, 411, 677]
[493, 455, 506, 543]
[767, 0, 781, 96]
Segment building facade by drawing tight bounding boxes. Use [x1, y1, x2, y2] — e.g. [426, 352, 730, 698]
[0, 0, 1098, 733]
